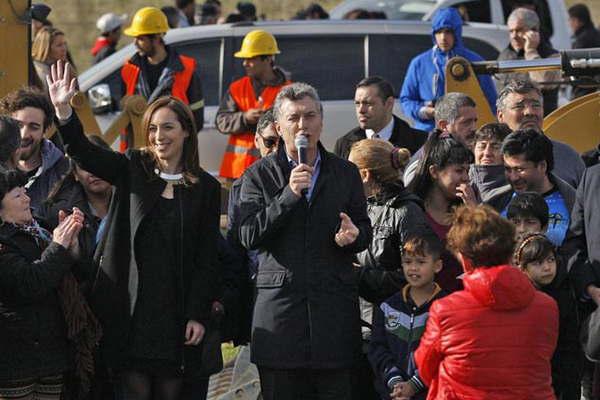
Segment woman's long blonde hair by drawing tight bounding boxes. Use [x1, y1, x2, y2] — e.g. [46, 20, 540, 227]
[32, 26, 64, 63]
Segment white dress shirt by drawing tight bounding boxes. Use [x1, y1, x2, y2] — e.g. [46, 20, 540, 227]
[365, 117, 394, 141]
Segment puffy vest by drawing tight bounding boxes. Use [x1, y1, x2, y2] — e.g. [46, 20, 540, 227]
[120, 55, 196, 151]
[219, 76, 290, 179]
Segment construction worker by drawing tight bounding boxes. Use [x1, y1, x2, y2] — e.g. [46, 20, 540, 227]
[120, 7, 204, 150]
[217, 30, 290, 179]
[92, 13, 127, 64]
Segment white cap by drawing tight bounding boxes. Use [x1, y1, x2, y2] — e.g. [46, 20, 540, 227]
[96, 13, 128, 34]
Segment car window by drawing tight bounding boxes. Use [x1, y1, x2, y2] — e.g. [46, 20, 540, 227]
[501, 0, 553, 38]
[230, 35, 365, 101]
[451, 0, 492, 23]
[462, 38, 500, 60]
[368, 34, 432, 94]
[173, 39, 221, 106]
[330, 0, 437, 20]
[101, 69, 124, 111]
[369, 34, 500, 94]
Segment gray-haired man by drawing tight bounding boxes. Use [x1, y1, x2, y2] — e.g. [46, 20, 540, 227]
[403, 92, 478, 186]
[496, 7, 561, 115]
[239, 82, 372, 399]
[496, 80, 585, 188]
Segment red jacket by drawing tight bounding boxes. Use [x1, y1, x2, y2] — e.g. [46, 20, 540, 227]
[415, 265, 558, 400]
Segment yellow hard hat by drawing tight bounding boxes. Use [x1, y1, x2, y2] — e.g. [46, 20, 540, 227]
[123, 7, 169, 37]
[234, 30, 280, 58]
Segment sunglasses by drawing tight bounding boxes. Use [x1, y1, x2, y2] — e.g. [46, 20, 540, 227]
[258, 135, 278, 149]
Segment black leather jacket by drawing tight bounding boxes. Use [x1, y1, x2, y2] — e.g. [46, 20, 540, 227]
[355, 183, 434, 305]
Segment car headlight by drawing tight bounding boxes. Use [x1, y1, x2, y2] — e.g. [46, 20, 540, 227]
[88, 84, 112, 114]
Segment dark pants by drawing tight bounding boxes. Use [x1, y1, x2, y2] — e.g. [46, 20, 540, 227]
[181, 378, 209, 400]
[352, 353, 379, 400]
[258, 366, 352, 400]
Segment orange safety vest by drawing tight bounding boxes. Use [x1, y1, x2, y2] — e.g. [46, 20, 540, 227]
[219, 76, 290, 179]
[119, 55, 196, 151]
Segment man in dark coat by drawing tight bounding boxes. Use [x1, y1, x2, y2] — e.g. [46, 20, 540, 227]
[568, 4, 600, 99]
[239, 82, 372, 399]
[334, 76, 426, 159]
[564, 164, 600, 303]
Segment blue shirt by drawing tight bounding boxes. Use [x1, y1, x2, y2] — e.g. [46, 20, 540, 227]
[502, 188, 570, 246]
[287, 151, 322, 202]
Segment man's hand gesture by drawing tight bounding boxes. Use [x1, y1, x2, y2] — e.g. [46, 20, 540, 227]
[523, 30, 540, 53]
[334, 212, 359, 247]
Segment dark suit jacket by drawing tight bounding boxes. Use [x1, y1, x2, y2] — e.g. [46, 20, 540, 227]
[239, 143, 372, 369]
[333, 115, 427, 159]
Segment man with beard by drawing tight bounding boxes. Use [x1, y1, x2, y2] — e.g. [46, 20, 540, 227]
[496, 80, 585, 188]
[216, 30, 290, 180]
[403, 92, 478, 186]
[334, 76, 426, 160]
[119, 7, 204, 150]
[486, 129, 575, 246]
[0, 88, 69, 212]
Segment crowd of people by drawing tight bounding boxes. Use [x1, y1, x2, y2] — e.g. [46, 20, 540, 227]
[1, 1, 600, 400]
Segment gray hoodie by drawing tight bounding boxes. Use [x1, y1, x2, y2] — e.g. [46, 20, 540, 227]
[24, 139, 69, 212]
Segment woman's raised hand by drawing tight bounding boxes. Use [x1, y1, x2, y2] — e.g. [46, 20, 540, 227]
[53, 208, 84, 250]
[47, 60, 78, 120]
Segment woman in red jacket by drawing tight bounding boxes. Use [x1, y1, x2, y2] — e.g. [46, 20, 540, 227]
[413, 205, 558, 400]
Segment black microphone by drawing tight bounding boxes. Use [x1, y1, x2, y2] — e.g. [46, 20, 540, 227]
[294, 135, 309, 196]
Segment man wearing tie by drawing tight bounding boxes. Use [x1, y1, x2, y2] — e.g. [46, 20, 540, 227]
[334, 76, 426, 160]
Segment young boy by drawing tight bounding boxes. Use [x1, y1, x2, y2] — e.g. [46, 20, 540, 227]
[368, 235, 447, 400]
[506, 191, 549, 239]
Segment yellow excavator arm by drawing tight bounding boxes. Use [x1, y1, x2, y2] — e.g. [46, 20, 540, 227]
[0, 0, 30, 99]
[445, 49, 600, 153]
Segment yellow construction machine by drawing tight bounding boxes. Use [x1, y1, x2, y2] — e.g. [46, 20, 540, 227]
[445, 48, 600, 153]
[0, 0, 30, 98]
[0, 0, 147, 148]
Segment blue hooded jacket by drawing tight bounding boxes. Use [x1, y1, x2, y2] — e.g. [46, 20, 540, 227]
[400, 8, 497, 132]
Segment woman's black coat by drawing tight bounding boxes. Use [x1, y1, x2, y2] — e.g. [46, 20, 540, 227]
[57, 115, 222, 377]
[355, 186, 433, 305]
[0, 223, 75, 381]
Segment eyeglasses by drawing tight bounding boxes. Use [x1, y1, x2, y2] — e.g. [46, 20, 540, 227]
[258, 134, 278, 149]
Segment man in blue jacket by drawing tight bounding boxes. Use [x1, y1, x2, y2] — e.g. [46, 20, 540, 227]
[400, 8, 497, 132]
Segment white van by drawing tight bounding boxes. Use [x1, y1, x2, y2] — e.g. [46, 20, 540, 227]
[329, 0, 571, 51]
[79, 20, 507, 174]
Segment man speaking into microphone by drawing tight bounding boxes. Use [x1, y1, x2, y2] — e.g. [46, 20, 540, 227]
[239, 82, 372, 399]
